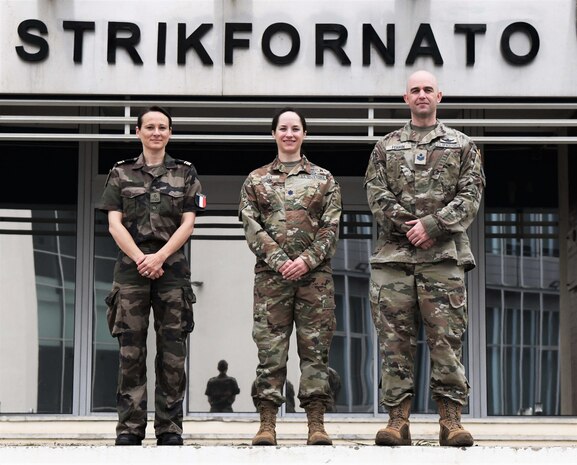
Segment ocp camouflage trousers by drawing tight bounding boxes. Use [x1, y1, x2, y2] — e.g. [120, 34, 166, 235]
[105, 248, 195, 438]
[252, 271, 336, 410]
[369, 261, 470, 408]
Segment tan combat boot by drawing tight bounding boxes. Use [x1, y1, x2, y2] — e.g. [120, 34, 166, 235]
[437, 397, 474, 447]
[375, 397, 412, 446]
[252, 400, 278, 446]
[305, 402, 333, 445]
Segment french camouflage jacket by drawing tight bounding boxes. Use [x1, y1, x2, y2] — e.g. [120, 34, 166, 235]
[97, 153, 204, 245]
[239, 155, 342, 274]
[364, 121, 485, 271]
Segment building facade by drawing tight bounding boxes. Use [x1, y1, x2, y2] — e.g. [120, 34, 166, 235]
[0, 0, 576, 419]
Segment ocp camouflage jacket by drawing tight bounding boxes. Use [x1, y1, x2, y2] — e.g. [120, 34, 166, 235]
[239, 155, 342, 274]
[364, 121, 485, 271]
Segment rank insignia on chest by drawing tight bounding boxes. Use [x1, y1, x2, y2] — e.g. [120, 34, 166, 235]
[150, 192, 161, 203]
[415, 152, 427, 165]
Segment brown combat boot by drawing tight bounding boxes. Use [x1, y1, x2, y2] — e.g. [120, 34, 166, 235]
[252, 400, 278, 446]
[375, 397, 412, 446]
[437, 397, 474, 447]
[305, 402, 333, 445]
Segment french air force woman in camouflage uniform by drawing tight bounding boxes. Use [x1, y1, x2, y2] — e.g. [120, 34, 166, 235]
[98, 106, 205, 446]
[239, 108, 342, 446]
[365, 71, 485, 447]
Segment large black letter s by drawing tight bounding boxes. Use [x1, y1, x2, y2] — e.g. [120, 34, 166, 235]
[16, 19, 49, 62]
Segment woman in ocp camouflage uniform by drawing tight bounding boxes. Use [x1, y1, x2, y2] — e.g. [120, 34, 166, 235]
[239, 108, 342, 446]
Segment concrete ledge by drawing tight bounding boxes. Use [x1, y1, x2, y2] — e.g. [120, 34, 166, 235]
[1, 415, 576, 447]
[1, 445, 577, 465]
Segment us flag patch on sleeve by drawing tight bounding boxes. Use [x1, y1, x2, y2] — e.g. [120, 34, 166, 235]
[195, 193, 207, 209]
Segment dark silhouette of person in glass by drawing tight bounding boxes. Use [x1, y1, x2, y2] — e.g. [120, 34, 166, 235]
[205, 360, 240, 413]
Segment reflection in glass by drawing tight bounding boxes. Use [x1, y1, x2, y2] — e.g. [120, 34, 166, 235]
[185, 212, 378, 415]
[485, 210, 560, 415]
[186, 212, 257, 413]
[0, 209, 76, 413]
[92, 210, 120, 412]
[331, 213, 374, 413]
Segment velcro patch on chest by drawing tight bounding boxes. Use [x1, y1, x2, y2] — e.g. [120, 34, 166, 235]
[262, 174, 282, 183]
[298, 174, 327, 181]
[435, 137, 460, 149]
[386, 142, 412, 151]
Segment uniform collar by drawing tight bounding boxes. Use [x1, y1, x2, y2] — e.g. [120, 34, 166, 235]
[132, 153, 176, 170]
[271, 154, 312, 175]
[399, 120, 448, 145]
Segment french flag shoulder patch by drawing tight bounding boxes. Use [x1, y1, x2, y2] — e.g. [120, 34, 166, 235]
[195, 193, 207, 209]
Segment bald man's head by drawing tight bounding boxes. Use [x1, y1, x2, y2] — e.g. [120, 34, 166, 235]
[406, 70, 439, 94]
[403, 70, 443, 126]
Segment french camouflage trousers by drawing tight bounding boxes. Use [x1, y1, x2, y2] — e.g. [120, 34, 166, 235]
[105, 247, 195, 438]
[369, 261, 470, 408]
[252, 270, 336, 410]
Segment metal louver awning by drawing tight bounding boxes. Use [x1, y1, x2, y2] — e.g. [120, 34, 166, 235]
[1, 98, 577, 144]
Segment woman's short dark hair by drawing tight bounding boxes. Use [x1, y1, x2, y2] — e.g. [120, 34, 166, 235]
[271, 107, 307, 132]
[137, 106, 172, 129]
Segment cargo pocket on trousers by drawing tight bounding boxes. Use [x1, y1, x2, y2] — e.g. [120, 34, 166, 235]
[252, 301, 270, 351]
[182, 285, 196, 333]
[104, 287, 121, 337]
[448, 287, 466, 309]
[368, 279, 385, 331]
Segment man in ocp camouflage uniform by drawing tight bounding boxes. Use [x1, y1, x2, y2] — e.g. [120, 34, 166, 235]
[239, 107, 342, 446]
[98, 106, 205, 446]
[365, 71, 485, 447]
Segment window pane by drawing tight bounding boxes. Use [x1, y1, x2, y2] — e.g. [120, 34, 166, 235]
[331, 226, 374, 413]
[484, 147, 562, 415]
[186, 214, 261, 414]
[0, 208, 76, 414]
[92, 210, 122, 412]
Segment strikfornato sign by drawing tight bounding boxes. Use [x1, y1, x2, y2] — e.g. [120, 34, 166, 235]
[0, 0, 575, 97]
[15, 20, 540, 68]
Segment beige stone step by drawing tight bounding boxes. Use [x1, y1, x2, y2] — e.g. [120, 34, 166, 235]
[1, 415, 576, 447]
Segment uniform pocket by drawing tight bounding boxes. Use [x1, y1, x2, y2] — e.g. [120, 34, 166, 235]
[385, 154, 410, 197]
[432, 149, 461, 202]
[182, 285, 196, 333]
[120, 186, 147, 220]
[296, 182, 321, 209]
[262, 181, 285, 213]
[448, 286, 466, 309]
[368, 278, 386, 332]
[252, 300, 270, 351]
[104, 287, 121, 337]
[159, 189, 184, 217]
